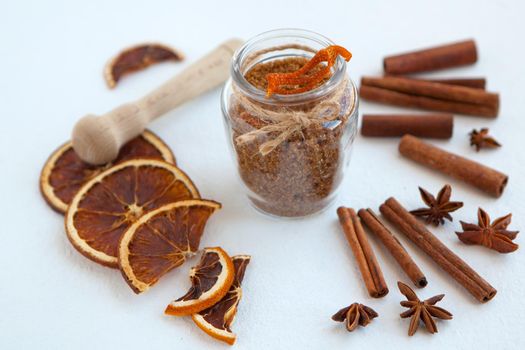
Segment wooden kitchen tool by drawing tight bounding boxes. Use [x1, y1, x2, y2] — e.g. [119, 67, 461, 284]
[72, 38, 243, 164]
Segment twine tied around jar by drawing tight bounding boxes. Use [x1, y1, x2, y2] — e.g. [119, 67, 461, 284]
[234, 79, 348, 155]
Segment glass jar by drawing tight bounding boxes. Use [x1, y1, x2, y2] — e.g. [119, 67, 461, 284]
[221, 29, 359, 218]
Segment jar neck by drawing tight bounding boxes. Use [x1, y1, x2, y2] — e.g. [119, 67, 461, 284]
[231, 29, 347, 106]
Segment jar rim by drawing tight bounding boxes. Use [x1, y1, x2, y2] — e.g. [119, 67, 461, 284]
[231, 28, 348, 105]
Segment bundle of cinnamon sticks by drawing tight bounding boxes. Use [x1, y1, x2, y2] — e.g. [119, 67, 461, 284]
[332, 38, 505, 339]
[336, 200, 497, 303]
[358, 39, 508, 198]
[379, 197, 497, 303]
[360, 39, 500, 119]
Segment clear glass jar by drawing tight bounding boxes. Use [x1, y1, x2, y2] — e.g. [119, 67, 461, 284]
[221, 29, 359, 218]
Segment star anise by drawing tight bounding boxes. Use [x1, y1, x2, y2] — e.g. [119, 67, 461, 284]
[332, 303, 378, 332]
[456, 208, 519, 253]
[398, 281, 452, 336]
[410, 185, 463, 226]
[469, 128, 501, 152]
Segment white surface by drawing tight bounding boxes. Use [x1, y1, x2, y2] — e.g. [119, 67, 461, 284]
[1, 0, 524, 349]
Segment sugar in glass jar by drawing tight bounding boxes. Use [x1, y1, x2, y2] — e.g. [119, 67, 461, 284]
[221, 29, 359, 217]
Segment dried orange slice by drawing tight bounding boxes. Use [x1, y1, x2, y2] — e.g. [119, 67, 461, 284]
[192, 255, 251, 345]
[41, 130, 175, 213]
[65, 159, 199, 268]
[119, 200, 222, 293]
[165, 247, 234, 316]
[104, 43, 184, 88]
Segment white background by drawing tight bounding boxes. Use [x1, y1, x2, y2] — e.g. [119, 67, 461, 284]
[1, 0, 525, 349]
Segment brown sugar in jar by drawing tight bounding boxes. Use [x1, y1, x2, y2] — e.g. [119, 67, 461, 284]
[221, 29, 359, 217]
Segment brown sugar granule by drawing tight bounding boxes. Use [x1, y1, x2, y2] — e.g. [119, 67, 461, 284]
[229, 57, 354, 217]
[244, 57, 330, 93]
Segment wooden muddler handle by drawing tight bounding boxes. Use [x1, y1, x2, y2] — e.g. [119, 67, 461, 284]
[72, 38, 244, 164]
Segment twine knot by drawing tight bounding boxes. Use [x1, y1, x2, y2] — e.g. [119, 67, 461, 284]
[290, 114, 313, 128]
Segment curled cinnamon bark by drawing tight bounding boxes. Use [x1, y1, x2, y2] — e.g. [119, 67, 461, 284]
[399, 135, 508, 197]
[360, 76, 499, 118]
[360, 85, 497, 118]
[337, 207, 388, 298]
[358, 208, 427, 288]
[380, 197, 497, 303]
[362, 76, 498, 109]
[361, 114, 453, 139]
[418, 77, 486, 90]
[383, 40, 477, 74]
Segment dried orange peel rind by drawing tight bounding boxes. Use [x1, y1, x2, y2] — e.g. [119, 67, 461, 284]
[192, 255, 251, 345]
[65, 159, 199, 268]
[40, 130, 175, 214]
[104, 43, 184, 88]
[266, 45, 352, 97]
[164, 247, 235, 316]
[118, 199, 222, 293]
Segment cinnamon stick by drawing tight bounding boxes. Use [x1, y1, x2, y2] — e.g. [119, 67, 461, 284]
[361, 114, 453, 139]
[418, 77, 486, 90]
[399, 135, 508, 197]
[362, 76, 499, 111]
[360, 85, 498, 118]
[358, 208, 427, 288]
[380, 197, 497, 303]
[337, 207, 389, 298]
[383, 39, 477, 74]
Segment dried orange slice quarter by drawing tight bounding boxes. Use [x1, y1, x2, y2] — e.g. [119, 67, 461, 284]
[119, 200, 222, 293]
[165, 247, 234, 316]
[105, 43, 184, 88]
[41, 130, 175, 213]
[192, 255, 251, 345]
[65, 159, 199, 268]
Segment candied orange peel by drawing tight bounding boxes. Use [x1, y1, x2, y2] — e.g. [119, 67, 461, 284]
[266, 45, 352, 97]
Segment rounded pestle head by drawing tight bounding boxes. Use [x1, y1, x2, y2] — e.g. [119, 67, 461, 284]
[72, 114, 120, 165]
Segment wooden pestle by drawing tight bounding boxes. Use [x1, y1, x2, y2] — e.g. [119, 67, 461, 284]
[72, 38, 243, 165]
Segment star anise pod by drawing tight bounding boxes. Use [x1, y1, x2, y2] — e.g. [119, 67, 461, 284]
[398, 281, 452, 336]
[332, 303, 378, 332]
[469, 128, 501, 152]
[456, 208, 519, 253]
[410, 185, 463, 226]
